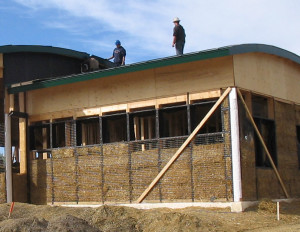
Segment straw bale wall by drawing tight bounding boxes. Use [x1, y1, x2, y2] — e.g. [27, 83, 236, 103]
[239, 100, 300, 200]
[52, 148, 77, 202]
[102, 143, 130, 203]
[28, 135, 233, 204]
[238, 99, 257, 200]
[29, 159, 52, 204]
[131, 147, 160, 202]
[256, 168, 283, 198]
[159, 147, 193, 201]
[0, 173, 5, 203]
[77, 147, 102, 202]
[193, 143, 232, 201]
[273, 101, 300, 197]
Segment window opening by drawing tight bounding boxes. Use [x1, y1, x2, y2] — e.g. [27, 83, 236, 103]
[29, 122, 51, 160]
[190, 100, 223, 145]
[102, 113, 127, 143]
[254, 118, 277, 167]
[52, 118, 74, 148]
[190, 101, 222, 134]
[29, 123, 50, 150]
[52, 121, 66, 148]
[129, 110, 156, 151]
[159, 106, 188, 138]
[76, 117, 100, 146]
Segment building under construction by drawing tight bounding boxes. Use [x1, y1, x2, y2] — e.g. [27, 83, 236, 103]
[0, 44, 299, 211]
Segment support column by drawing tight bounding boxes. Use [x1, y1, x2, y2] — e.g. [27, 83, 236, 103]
[19, 92, 27, 173]
[229, 88, 242, 202]
[5, 113, 12, 203]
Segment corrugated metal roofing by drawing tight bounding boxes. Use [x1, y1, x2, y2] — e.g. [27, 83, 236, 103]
[6, 44, 300, 94]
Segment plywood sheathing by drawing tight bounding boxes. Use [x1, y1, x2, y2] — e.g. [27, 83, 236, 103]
[26, 56, 233, 118]
[234, 52, 300, 103]
[29, 90, 222, 122]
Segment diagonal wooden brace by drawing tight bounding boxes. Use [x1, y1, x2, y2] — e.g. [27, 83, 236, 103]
[136, 87, 232, 203]
[236, 89, 289, 199]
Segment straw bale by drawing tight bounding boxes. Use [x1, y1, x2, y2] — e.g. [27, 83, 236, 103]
[0, 173, 5, 203]
[29, 159, 52, 204]
[239, 138, 257, 200]
[192, 143, 228, 200]
[275, 101, 297, 166]
[52, 157, 77, 202]
[52, 148, 74, 159]
[76, 147, 89, 156]
[102, 143, 130, 203]
[131, 149, 160, 201]
[222, 108, 230, 132]
[160, 148, 192, 201]
[222, 97, 229, 108]
[77, 154, 102, 202]
[256, 168, 282, 198]
[89, 146, 102, 155]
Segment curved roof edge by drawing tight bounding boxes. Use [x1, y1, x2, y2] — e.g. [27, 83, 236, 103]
[7, 44, 300, 94]
[0, 45, 90, 60]
[227, 43, 300, 65]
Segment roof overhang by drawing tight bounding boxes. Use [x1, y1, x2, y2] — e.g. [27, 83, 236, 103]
[6, 44, 300, 94]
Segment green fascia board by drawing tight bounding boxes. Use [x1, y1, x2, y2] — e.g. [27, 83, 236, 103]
[7, 48, 229, 94]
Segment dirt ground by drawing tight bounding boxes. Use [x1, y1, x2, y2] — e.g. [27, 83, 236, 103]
[0, 200, 299, 232]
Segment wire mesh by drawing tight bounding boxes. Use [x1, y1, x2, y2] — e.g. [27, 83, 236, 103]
[28, 98, 233, 204]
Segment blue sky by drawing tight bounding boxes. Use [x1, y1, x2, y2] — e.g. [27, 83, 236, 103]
[0, 0, 299, 64]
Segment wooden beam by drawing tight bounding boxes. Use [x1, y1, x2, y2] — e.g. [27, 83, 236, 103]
[236, 88, 290, 198]
[136, 87, 232, 203]
[19, 92, 27, 173]
[189, 89, 221, 103]
[141, 118, 145, 151]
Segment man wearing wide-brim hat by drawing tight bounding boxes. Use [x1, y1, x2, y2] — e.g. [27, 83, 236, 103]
[172, 17, 186, 55]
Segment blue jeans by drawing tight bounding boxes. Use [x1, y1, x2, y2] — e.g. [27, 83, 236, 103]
[175, 41, 185, 55]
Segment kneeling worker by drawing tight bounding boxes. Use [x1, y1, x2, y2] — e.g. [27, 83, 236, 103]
[108, 40, 126, 66]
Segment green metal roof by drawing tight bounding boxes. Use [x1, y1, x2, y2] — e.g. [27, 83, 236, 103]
[6, 44, 300, 94]
[0, 45, 90, 59]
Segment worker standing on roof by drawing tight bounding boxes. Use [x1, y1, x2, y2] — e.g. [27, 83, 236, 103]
[172, 17, 186, 55]
[108, 40, 126, 66]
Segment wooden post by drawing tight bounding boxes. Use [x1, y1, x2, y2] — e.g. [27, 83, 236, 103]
[5, 113, 12, 203]
[236, 89, 289, 198]
[133, 117, 140, 140]
[141, 118, 145, 151]
[19, 92, 28, 170]
[136, 87, 232, 203]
